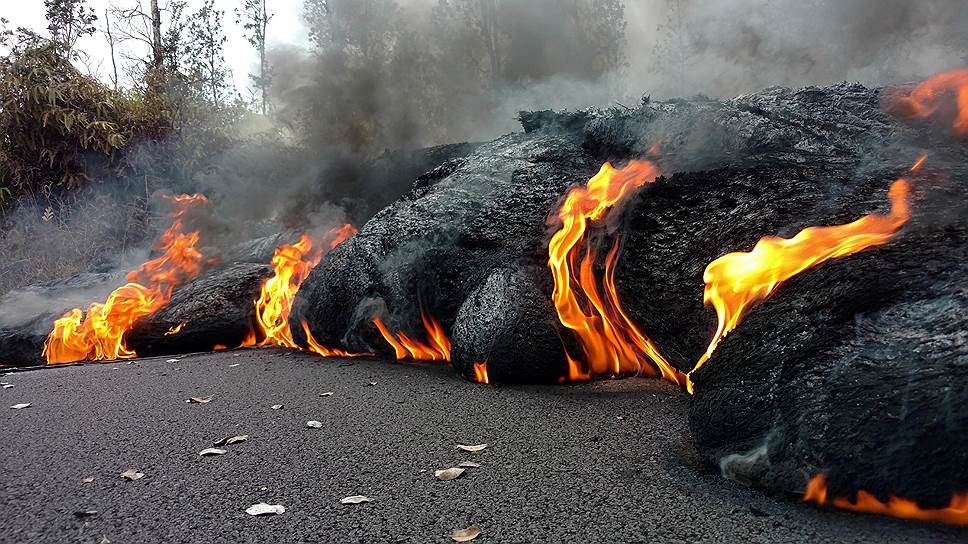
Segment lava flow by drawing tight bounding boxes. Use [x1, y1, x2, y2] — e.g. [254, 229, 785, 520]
[252, 224, 363, 358]
[888, 68, 968, 137]
[548, 160, 684, 385]
[43, 194, 210, 364]
[804, 474, 968, 526]
[688, 159, 921, 391]
[372, 311, 451, 361]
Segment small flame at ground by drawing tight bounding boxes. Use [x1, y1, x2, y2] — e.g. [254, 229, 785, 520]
[471, 361, 489, 384]
[164, 322, 186, 336]
[372, 311, 451, 362]
[888, 68, 968, 137]
[548, 160, 684, 385]
[687, 160, 920, 392]
[804, 474, 968, 526]
[43, 194, 210, 364]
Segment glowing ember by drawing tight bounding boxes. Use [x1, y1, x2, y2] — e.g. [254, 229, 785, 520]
[804, 474, 968, 526]
[548, 160, 685, 385]
[43, 194, 210, 364]
[471, 361, 490, 384]
[888, 68, 968, 137]
[165, 322, 186, 336]
[372, 311, 451, 362]
[687, 161, 920, 391]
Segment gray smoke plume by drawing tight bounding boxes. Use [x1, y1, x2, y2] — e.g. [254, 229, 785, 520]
[269, 0, 967, 156]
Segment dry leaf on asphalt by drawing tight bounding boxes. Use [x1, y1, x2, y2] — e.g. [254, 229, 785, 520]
[340, 495, 373, 504]
[199, 448, 227, 457]
[245, 503, 285, 516]
[81, 476, 95, 483]
[458, 461, 481, 468]
[451, 526, 482, 542]
[271, 404, 284, 410]
[120, 468, 144, 481]
[10, 403, 30, 409]
[456, 444, 487, 452]
[188, 395, 214, 404]
[214, 434, 248, 447]
[306, 420, 323, 428]
[434, 467, 466, 481]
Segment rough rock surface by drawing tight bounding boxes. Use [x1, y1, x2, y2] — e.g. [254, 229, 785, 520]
[126, 262, 270, 356]
[293, 83, 968, 503]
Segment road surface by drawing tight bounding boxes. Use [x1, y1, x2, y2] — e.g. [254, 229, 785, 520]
[2, 349, 965, 543]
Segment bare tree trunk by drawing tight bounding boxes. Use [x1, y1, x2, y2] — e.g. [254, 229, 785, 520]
[150, 0, 164, 70]
[260, 0, 268, 115]
[104, 9, 119, 89]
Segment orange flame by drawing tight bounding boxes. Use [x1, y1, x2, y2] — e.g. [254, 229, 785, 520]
[548, 160, 685, 385]
[688, 162, 920, 391]
[372, 311, 451, 362]
[888, 68, 968, 137]
[43, 194, 210, 364]
[164, 322, 186, 336]
[299, 320, 368, 358]
[804, 474, 968, 526]
[471, 361, 490, 384]
[252, 224, 359, 355]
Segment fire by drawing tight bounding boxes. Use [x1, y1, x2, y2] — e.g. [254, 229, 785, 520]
[253, 225, 357, 348]
[165, 322, 186, 336]
[888, 68, 968, 137]
[548, 160, 685, 385]
[300, 320, 367, 358]
[804, 474, 968, 526]
[372, 311, 451, 361]
[43, 195, 210, 364]
[688, 162, 919, 391]
[471, 361, 489, 384]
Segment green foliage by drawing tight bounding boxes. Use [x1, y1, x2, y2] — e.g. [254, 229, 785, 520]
[44, 0, 97, 58]
[184, 0, 232, 106]
[236, 0, 272, 114]
[0, 33, 174, 204]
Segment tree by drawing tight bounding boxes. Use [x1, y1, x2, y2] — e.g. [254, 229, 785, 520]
[184, 0, 231, 106]
[44, 0, 97, 59]
[237, 0, 273, 114]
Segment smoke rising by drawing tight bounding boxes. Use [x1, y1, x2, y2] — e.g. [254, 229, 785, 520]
[271, 0, 967, 155]
[3, 0, 965, 318]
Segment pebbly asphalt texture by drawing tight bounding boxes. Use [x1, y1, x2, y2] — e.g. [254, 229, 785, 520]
[2, 349, 966, 543]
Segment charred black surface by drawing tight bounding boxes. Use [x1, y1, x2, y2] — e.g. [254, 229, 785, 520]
[126, 263, 270, 356]
[293, 82, 968, 504]
[292, 131, 602, 371]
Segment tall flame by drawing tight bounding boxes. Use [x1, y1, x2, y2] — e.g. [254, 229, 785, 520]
[548, 160, 684, 385]
[252, 224, 362, 357]
[43, 194, 210, 364]
[688, 161, 921, 391]
[888, 68, 968, 137]
[372, 311, 451, 362]
[804, 474, 968, 526]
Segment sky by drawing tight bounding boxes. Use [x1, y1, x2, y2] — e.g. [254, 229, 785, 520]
[3, 0, 308, 93]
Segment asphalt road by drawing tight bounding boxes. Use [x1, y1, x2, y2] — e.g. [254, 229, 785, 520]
[2, 349, 965, 543]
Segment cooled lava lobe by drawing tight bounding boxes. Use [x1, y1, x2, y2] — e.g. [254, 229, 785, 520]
[293, 82, 968, 502]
